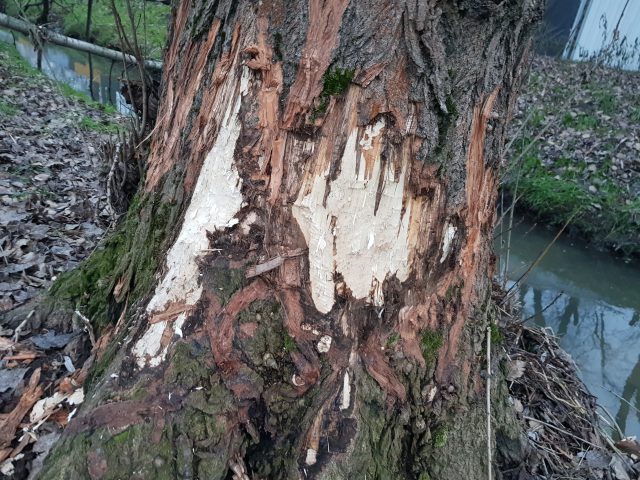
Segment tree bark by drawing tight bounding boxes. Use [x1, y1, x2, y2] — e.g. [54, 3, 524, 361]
[35, 0, 49, 25]
[85, 0, 94, 40]
[39, 1, 543, 478]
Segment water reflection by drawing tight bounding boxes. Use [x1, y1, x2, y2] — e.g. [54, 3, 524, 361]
[0, 27, 136, 113]
[498, 220, 640, 438]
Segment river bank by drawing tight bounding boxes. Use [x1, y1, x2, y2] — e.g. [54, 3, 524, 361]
[0, 41, 122, 312]
[505, 56, 640, 257]
[2, 0, 169, 60]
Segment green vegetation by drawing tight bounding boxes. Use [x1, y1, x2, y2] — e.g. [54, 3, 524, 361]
[432, 95, 459, 163]
[386, 332, 400, 347]
[6, 0, 170, 59]
[515, 154, 590, 218]
[48, 234, 123, 327]
[79, 114, 121, 134]
[592, 87, 618, 114]
[58, 83, 118, 113]
[506, 139, 640, 256]
[561, 112, 599, 130]
[420, 330, 443, 365]
[432, 425, 448, 448]
[0, 42, 119, 116]
[321, 68, 355, 97]
[489, 323, 503, 344]
[48, 194, 171, 334]
[506, 60, 640, 257]
[312, 67, 355, 118]
[0, 100, 18, 117]
[0, 42, 40, 78]
[282, 332, 296, 352]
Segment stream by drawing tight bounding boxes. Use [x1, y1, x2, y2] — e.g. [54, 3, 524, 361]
[0, 27, 135, 113]
[2, 24, 639, 441]
[499, 219, 640, 438]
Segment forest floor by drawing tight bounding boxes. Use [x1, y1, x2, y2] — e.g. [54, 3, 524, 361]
[504, 56, 640, 257]
[0, 42, 123, 478]
[0, 42, 122, 314]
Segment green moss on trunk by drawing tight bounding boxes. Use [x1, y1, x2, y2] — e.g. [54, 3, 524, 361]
[46, 193, 173, 334]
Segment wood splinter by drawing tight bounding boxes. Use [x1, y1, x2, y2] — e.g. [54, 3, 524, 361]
[245, 248, 306, 278]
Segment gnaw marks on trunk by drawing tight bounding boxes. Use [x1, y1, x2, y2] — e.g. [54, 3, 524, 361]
[40, 1, 543, 479]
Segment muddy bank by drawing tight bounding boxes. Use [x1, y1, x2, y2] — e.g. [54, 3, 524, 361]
[0, 41, 128, 478]
[505, 56, 640, 257]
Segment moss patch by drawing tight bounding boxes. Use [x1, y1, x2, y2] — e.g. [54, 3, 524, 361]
[41, 424, 175, 480]
[47, 193, 171, 334]
[311, 68, 355, 119]
[420, 330, 443, 365]
[432, 425, 448, 448]
[320, 68, 354, 97]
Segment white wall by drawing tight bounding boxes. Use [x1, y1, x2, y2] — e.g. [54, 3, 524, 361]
[565, 0, 640, 70]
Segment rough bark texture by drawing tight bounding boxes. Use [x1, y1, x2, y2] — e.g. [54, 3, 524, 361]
[39, 1, 543, 478]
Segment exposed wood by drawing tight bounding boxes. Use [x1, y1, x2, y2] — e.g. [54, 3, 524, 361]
[0, 369, 44, 451]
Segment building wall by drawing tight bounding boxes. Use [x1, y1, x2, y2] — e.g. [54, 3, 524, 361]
[565, 0, 640, 70]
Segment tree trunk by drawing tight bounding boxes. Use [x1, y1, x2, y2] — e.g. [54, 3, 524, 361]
[36, 0, 50, 25]
[39, 1, 543, 478]
[85, 0, 94, 40]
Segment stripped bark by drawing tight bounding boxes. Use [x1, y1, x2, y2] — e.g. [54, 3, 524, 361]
[39, 1, 543, 478]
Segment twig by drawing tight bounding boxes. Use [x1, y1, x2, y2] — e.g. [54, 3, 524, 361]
[74, 310, 96, 348]
[522, 415, 603, 450]
[12, 310, 34, 343]
[486, 324, 492, 480]
[503, 211, 578, 301]
[245, 249, 306, 278]
[599, 384, 640, 416]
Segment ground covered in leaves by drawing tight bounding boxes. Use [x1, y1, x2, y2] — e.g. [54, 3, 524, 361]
[0, 43, 124, 477]
[505, 56, 640, 257]
[0, 42, 122, 313]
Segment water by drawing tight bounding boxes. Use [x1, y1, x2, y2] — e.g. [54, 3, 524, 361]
[498, 219, 640, 438]
[0, 27, 135, 113]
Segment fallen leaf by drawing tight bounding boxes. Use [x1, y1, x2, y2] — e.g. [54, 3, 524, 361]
[0, 367, 28, 393]
[505, 359, 527, 381]
[30, 331, 76, 350]
[0, 368, 44, 449]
